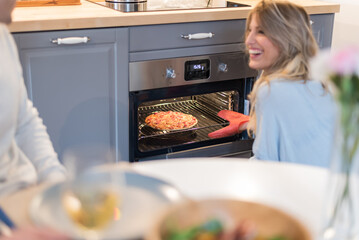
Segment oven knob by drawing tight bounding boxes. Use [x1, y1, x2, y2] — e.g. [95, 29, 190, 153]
[218, 63, 228, 72]
[166, 68, 176, 79]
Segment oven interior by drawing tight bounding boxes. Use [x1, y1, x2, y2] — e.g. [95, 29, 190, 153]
[137, 90, 241, 153]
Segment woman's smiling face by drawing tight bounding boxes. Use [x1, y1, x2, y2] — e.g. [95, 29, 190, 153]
[245, 13, 280, 72]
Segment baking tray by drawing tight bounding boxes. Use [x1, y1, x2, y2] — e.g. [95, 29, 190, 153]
[138, 100, 228, 140]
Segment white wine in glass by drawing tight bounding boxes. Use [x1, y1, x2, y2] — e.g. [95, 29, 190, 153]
[61, 146, 124, 240]
[63, 189, 118, 230]
[62, 177, 121, 240]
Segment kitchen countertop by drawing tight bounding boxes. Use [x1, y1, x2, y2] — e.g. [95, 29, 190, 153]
[10, 0, 339, 33]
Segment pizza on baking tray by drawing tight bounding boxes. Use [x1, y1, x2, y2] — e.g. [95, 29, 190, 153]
[145, 111, 198, 130]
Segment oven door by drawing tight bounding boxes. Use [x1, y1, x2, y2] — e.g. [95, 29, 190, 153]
[129, 79, 253, 162]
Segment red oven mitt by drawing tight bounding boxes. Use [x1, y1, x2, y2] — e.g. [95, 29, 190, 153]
[208, 110, 250, 139]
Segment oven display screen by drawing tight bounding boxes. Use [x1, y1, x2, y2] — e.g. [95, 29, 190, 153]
[185, 59, 210, 81]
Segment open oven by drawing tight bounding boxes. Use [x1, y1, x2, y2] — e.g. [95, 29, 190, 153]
[129, 51, 257, 162]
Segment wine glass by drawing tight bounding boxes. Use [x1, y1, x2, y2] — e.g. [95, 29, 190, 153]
[61, 146, 124, 240]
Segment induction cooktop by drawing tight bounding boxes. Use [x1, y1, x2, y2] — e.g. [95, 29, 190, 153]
[87, 0, 250, 13]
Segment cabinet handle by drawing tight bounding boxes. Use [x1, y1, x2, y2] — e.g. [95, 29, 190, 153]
[181, 32, 215, 40]
[51, 37, 90, 45]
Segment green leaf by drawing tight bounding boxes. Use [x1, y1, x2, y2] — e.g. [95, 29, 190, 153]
[268, 236, 289, 240]
[167, 227, 200, 240]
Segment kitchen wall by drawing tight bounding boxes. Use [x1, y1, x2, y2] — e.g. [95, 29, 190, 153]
[322, 0, 359, 50]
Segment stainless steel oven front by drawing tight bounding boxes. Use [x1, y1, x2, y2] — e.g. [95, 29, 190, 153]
[129, 51, 257, 162]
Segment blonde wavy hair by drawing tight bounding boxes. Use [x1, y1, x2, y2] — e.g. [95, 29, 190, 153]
[246, 0, 319, 135]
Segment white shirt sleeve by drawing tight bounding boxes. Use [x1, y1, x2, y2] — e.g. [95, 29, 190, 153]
[15, 82, 67, 182]
[0, 23, 66, 188]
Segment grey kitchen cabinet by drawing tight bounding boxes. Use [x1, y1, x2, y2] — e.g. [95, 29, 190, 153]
[310, 14, 335, 49]
[129, 20, 246, 52]
[13, 27, 129, 162]
[129, 19, 250, 62]
[129, 19, 247, 62]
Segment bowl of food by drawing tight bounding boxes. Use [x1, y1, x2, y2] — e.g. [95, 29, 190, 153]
[145, 199, 311, 240]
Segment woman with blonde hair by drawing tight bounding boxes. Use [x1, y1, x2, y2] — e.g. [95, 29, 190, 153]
[209, 0, 335, 167]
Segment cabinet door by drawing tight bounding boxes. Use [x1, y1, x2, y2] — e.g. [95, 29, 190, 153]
[14, 28, 129, 162]
[310, 14, 335, 49]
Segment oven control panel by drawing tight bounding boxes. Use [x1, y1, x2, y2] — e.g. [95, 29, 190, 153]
[184, 59, 210, 81]
[129, 52, 258, 91]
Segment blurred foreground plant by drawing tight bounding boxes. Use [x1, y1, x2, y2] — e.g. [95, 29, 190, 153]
[311, 46, 359, 240]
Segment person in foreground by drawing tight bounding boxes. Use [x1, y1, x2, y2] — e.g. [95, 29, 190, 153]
[209, 0, 335, 168]
[0, 0, 66, 195]
[0, 0, 69, 239]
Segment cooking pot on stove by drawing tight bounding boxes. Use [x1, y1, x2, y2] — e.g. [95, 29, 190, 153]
[106, 0, 146, 3]
[105, 0, 147, 12]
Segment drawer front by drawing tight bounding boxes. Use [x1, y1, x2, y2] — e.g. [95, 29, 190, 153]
[129, 19, 246, 52]
[15, 28, 117, 49]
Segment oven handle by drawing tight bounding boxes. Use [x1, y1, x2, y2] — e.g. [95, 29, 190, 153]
[181, 32, 214, 40]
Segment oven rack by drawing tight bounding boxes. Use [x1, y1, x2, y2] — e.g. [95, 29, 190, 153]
[138, 100, 229, 139]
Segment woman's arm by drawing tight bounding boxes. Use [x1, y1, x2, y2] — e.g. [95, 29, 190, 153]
[251, 83, 282, 161]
